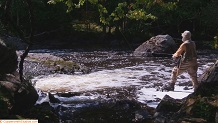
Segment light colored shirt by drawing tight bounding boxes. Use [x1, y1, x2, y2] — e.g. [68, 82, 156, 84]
[173, 42, 186, 58]
[173, 40, 197, 59]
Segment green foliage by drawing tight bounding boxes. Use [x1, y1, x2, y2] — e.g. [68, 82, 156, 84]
[98, 4, 110, 25]
[48, 0, 157, 34]
[48, 0, 98, 12]
[127, 9, 156, 20]
[1, 0, 218, 48]
[111, 2, 127, 21]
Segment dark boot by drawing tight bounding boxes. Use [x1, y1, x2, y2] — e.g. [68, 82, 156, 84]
[161, 83, 175, 91]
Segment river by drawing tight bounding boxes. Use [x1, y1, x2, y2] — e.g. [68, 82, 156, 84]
[28, 50, 217, 122]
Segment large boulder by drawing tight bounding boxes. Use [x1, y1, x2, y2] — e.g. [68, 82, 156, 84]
[133, 35, 177, 56]
[154, 95, 185, 123]
[1, 36, 28, 50]
[0, 75, 39, 115]
[0, 37, 38, 118]
[0, 37, 18, 75]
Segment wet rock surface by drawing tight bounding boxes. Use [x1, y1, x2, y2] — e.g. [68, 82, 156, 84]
[19, 52, 81, 80]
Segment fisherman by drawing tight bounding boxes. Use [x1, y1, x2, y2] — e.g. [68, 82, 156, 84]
[162, 30, 199, 91]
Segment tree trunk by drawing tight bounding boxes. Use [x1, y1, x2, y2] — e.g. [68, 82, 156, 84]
[1, 0, 34, 82]
[103, 25, 106, 34]
[18, 0, 34, 82]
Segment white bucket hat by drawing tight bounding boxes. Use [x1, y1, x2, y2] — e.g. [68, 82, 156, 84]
[181, 30, 191, 39]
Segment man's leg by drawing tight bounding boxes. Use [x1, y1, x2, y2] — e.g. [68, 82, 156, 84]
[187, 65, 199, 90]
[171, 66, 179, 85]
[171, 66, 186, 84]
[161, 66, 185, 91]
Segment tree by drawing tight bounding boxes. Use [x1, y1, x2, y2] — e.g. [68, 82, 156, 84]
[48, 0, 158, 42]
[1, 0, 34, 82]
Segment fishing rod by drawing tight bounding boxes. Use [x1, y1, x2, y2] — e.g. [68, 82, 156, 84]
[150, 52, 173, 57]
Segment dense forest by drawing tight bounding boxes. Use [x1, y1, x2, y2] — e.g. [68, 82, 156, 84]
[1, 1, 218, 122]
[1, 0, 218, 50]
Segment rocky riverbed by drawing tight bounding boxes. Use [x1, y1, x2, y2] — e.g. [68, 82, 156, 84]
[16, 49, 218, 122]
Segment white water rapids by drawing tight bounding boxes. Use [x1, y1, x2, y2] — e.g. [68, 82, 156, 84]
[31, 50, 216, 108]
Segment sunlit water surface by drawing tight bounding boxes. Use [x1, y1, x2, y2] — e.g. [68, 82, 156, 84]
[30, 50, 217, 119]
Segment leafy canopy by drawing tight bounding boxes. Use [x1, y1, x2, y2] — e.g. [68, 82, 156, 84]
[48, 0, 157, 25]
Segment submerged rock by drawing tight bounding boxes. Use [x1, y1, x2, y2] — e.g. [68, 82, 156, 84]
[22, 52, 81, 76]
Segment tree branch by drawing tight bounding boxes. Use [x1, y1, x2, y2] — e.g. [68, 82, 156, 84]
[19, 0, 34, 82]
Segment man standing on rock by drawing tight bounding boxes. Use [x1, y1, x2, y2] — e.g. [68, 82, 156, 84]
[162, 30, 199, 91]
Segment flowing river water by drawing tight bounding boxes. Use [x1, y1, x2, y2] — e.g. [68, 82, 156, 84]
[28, 50, 217, 122]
